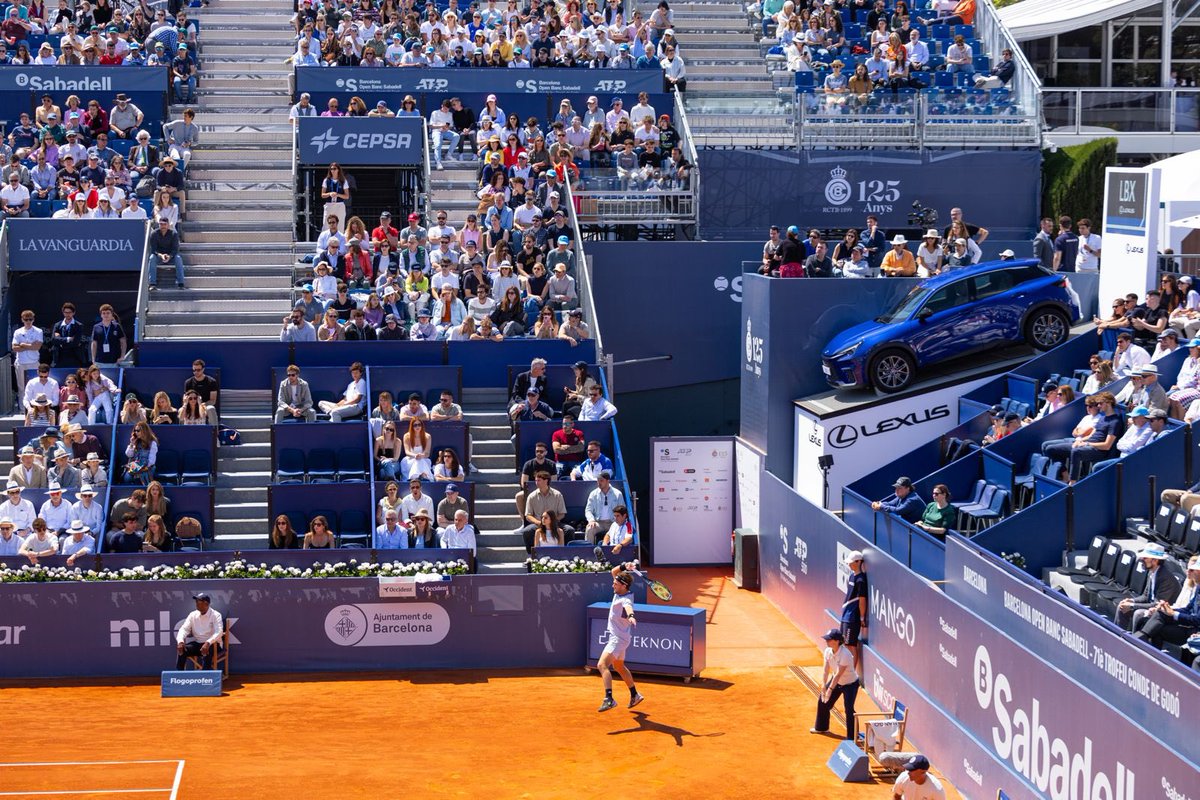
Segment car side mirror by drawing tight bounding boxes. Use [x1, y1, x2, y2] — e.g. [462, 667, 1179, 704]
[917, 307, 933, 321]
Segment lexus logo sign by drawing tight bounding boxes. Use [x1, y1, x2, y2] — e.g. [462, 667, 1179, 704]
[826, 405, 951, 449]
[827, 425, 858, 448]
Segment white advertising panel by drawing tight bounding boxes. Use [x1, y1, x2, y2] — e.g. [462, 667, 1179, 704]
[794, 375, 995, 507]
[1099, 167, 1160, 304]
[651, 437, 735, 565]
[734, 438, 763, 534]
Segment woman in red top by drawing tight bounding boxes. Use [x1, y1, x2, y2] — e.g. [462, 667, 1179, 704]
[82, 100, 109, 141]
[502, 134, 525, 169]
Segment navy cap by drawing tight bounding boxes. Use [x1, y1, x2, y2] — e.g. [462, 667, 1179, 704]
[193, 593, 211, 602]
[903, 755, 930, 772]
[445, 483, 458, 493]
[1003, 412, 1020, 423]
[821, 628, 843, 641]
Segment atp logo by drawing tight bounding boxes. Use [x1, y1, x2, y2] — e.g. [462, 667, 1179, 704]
[824, 166, 852, 205]
[309, 129, 340, 155]
[415, 78, 449, 91]
[593, 80, 627, 92]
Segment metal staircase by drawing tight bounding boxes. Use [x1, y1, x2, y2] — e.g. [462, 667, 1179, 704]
[144, 0, 297, 339]
[210, 389, 273, 549]
[653, 0, 795, 147]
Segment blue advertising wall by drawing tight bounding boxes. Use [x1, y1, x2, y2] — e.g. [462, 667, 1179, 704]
[297, 116, 424, 166]
[755, 470, 1199, 799]
[7, 220, 147, 271]
[699, 149, 1042, 241]
[294, 67, 663, 101]
[0, 572, 634, 677]
[0, 67, 168, 133]
[588, 241, 760, 392]
[739, 274, 918, 478]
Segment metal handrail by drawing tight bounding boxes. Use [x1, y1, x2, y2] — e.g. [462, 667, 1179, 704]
[977, 0, 1043, 126]
[673, 86, 700, 232]
[291, 121, 299, 241]
[421, 118, 432, 219]
[132, 219, 152, 344]
[0, 220, 10, 414]
[562, 181, 603, 363]
[1043, 88, 1200, 135]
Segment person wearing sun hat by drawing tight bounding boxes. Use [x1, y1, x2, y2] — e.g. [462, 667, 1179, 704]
[1, 480, 36, 534]
[880, 234, 916, 276]
[48, 446, 81, 490]
[9, 446, 48, 490]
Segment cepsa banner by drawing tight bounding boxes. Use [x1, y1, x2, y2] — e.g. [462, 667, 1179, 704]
[297, 116, 425, 166]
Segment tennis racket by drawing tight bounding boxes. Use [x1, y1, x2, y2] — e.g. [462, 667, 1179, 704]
[596, 547, 674, 601]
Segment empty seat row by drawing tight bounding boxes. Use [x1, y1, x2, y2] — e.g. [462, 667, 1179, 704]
[276, 448, 367, 484]
[1127, 502, 1200, 560]
[953, 480, 1010, 534]
[941, 436, 980, 465]
[141, 448, 212, 487]
[1014, 453, 1063, 508]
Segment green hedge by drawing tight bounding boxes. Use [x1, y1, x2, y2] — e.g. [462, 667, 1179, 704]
[1041, 138, 1118, 224]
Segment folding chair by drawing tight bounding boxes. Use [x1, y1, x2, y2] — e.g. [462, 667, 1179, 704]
[184, 617, 230, 677]
[336, 447, 368, 483]
[180, 449, 213, 486]
[276, 448, 306, 484]
[155, 449, 181, 486]
[854, 701, 909, 775]
[307, 449, 337, 483]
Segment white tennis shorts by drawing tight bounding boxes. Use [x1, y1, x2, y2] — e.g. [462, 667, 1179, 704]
[602, 633, 630, 660]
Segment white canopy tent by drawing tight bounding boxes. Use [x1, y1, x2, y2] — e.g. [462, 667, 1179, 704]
[997, 0, 1159, 41]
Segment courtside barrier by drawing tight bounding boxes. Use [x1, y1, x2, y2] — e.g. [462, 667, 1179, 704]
[0, 572, 643, 677]
[756, 470, 1199, 798]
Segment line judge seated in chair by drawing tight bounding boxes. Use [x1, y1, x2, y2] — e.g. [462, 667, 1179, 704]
[175, 592, 224, 671]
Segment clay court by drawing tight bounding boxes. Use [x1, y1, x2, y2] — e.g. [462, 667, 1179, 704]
[0, 569, 956, 799]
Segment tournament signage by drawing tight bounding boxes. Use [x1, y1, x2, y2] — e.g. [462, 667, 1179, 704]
[1099, 167, 1160, 308]
[6, 219, 147, 271]
[297, 116, 424, 166]
[650, 437, 735, 565]
[294, 67, 662, 99]
[0, 65, 166, 93]
[754, 471, 1200, 798]
[943, 535, 1200, 765]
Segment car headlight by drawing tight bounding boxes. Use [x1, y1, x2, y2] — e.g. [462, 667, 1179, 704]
[830, 341, 862, 360]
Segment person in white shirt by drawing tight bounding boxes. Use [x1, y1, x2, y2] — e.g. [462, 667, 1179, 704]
[11, 310, 44, 398]
[602, 505, 635, 554]
[399, 479, 435, 524]
[71, 485, 105, 534]
[317, 362, 366, 422]
[811, 627, 858, 737]
[429, 99, 459, 169]
[175, 593, 224, 670]
[0, 171, 30, 217]
[61, 520, 96, 566]
[121, 195, 147, 219]
[23, 365, 59, 415]
[904, 29, 930, 70]
[39, 484, 72, 532]
[439, 509, 477, 554]
[0, 520, 22, 557]
[1113, 331, 1151, 378]
[289, 93, 318, 124]
[604, 98, 630, 133]
[891, 755, 946, 800]
[1075, 218, 1102, 272]
[579, 386, 619, 421]
[628, 93, 656, 130]
[19, 521, 59, 563]
[426, 211, 456, 242]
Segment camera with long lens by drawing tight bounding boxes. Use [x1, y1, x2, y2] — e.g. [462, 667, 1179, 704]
[907, 201, 938, 227]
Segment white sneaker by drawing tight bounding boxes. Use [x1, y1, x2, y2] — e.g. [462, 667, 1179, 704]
[436, 163, 445, 170]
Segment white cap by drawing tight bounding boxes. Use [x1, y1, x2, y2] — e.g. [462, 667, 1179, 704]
[846, 550, 864, 564]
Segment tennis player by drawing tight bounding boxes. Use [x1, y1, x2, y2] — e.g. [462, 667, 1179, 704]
[598, 563, 645, 712]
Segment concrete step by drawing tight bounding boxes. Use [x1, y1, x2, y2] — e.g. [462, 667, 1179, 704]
[187, 209, 293, 224]
[152, 281, 291, 295]
[182, 242, 295, 254]
[476, 561, 528, 574]
[150, 296, 291, 311]
[195, 130, 292, 146]
[475, 545, 529, 564]
[690, 81, 777, 94]
[181, 230, 293, 244]
[214, 469, 274, 487]
[190, 13, 294, 26]
[471, 439, 514, 455]
[214, 515, 269, 536]
[187, 169, 291, 182]
[192, 148, 290, 163]
[678, 32, 757, 44]
[474, 483, 519, 501]
[146, 322, 286, 339]
[151, 308, 289, 325]
[195, 113, 292, 126]
[471, 453, 517, 470]
[690, 65, 769, 77]
[199, 28, 298, 41]
[199, 44, 294, 57]
[185, 188, 293, 202]
[202, 77, 292, 92]
[215, 486, 268, 504]
[477, 530, 525, 548]
[218, 453, 271, 470]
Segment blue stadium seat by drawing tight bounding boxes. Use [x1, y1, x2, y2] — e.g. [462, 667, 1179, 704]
[796, 72, 815, 90]
[276, 449, 306, 484]
[339, 510, 370, 548]
[955, 25, 974, 39]
[180, 449, 212, 486]
[931, 23, 951, 40]
[155, 449, 181, 486]
[335, 447, 367, 483]
[29, 199, 51, 218]
[51, 200, 68, 215]
[110, 139, 135, 158]
[307, 449, 338, 483]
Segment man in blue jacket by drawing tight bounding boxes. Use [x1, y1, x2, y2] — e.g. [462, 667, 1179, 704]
[1134, 554, 1200, 648]
[870, 476, 925, 524]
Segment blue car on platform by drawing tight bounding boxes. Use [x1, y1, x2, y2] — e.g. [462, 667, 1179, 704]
[821, 259, 1080, 394]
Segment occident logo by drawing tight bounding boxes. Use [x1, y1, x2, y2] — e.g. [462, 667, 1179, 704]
[827, 405, 952, 449]
[973, 645, 1136, 799]
[324, 603, 449, 647]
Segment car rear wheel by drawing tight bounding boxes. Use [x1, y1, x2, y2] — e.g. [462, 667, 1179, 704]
[870, 350, 916, 395]
[1025, 308, 1070, 351]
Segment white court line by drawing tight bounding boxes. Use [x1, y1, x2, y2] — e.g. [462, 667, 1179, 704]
[169, 760, 185, 800]
[0, 761, 179, 768]
[0, 790, 171, 797]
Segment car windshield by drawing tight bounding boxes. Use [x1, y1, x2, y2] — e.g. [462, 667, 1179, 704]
[875, 285, 930, 324]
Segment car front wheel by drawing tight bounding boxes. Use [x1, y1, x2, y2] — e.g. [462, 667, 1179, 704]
[870, 350, 916, 394]
[1025, 308, 1070, 351]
